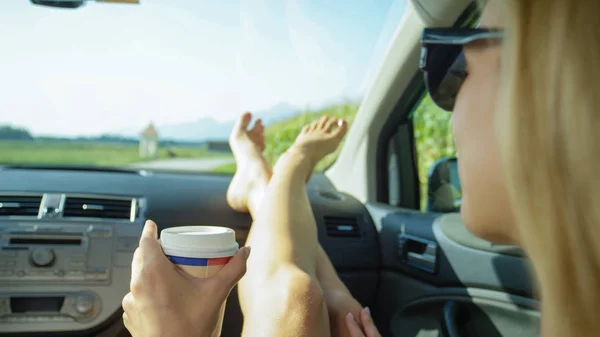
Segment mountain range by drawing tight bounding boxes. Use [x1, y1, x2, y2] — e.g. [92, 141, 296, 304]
[118, 102, 299, 142]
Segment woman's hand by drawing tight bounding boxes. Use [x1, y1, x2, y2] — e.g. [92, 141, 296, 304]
[345, 307, 382, 337]
[122, 220, 251, 337]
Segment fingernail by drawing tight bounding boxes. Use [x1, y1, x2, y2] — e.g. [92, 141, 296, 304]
[347, 312, 355, 321]
[241, 246, 251, 259]
[364, 307, 371, 316]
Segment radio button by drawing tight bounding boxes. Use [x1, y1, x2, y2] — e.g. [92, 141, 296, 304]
[75, 295, 95, 315]
[30, 248, 55, 267]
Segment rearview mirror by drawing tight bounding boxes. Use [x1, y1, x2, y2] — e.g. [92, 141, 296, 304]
[31, 0, 85, 8]
[426, 157, 462, 213]
[31, 0, 139, 9]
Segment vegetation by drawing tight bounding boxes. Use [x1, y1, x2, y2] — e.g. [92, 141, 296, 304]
[412, 94, 456, 209]
[0, 140, 222, 166]
[212, 102, 361, 174]
[0, 126, 33, 140]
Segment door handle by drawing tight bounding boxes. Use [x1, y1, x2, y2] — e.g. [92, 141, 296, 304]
[441, 301, 461, 337]
[397, 234, 438, 273]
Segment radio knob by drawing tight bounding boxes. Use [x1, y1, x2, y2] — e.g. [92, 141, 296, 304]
[75, 295, 95, 315]
[30, 248, 55, 267]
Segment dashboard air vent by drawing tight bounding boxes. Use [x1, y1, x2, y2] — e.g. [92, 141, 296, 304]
[324, 216, 361, 238]
[0, 195, 42, 216]
[63, 197, 133, 220]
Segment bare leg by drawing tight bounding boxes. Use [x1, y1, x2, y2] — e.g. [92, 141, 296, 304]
[226, 112, 271, 216]
[227, 114, 363, 337]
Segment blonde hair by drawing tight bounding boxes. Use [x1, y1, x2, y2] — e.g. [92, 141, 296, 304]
[497, 0, 600, 336]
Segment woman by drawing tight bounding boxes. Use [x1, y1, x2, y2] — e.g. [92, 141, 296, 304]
[124, 0, 600, 336]
[421, 0, 600, 335]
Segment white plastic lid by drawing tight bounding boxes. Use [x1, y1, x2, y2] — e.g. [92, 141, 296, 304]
[160, 226, 239, 259]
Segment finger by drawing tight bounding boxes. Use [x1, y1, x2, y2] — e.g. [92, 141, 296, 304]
[360, 307, 381, 337]
[139, 220, 166, 261]
[140, 220, 158, 244]
[345, 312, 366, 337]
[212, 246, 251, 293]
[131, 248, 142, 280]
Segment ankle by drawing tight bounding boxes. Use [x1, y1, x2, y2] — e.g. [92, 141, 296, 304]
[276, 149, 313, 171]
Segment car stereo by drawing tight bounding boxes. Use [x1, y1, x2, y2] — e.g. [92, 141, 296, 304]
[0, 192, 145, 334]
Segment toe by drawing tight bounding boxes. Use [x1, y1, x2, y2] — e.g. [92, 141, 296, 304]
[324, 118, 338, 132]
[308, 120, 320, 132]
[232, 112, 253, 137]
[249, 118, 263, 134]
[331, 119, 348, 139]
[301, 125, 310, 134]
[255, 119, 265, 133]
[317, 116, 329, 130]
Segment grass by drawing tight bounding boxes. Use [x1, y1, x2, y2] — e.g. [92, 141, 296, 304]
[0, 140, 222, 166]
[211, 102, 361, 174]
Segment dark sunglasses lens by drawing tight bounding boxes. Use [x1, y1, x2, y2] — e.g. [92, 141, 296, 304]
[425, 45, 466, 111]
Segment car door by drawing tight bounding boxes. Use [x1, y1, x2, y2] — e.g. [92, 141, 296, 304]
[368, 205, 540, 337]
[365, 93, 541, 337]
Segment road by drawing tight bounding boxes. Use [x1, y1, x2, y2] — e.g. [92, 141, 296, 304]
[127, 157, 234, 172]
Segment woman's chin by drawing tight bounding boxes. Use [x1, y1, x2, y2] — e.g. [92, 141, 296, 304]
[459, 199, 516, 245]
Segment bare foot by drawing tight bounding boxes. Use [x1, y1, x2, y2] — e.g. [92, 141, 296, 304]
[226, 112, 272, 214]
[275, 116, 348, 181]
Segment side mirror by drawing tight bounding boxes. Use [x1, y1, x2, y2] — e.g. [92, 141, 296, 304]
[426, 157, 462, 213]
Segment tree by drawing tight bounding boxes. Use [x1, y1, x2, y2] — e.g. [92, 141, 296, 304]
[0, 126, 34, 140]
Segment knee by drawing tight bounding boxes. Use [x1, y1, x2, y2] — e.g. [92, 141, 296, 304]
[274, 266, 325, 312]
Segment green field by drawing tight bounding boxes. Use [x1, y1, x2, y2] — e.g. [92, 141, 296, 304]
[0, 140, 221, 166]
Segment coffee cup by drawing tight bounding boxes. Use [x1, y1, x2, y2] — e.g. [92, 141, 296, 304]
[160, 226, 238, 337]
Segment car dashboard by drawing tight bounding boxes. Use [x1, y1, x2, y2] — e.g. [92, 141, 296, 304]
[0, 167, 380, 337]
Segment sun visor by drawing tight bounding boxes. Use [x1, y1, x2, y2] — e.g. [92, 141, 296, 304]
[411, 0, 474, 26]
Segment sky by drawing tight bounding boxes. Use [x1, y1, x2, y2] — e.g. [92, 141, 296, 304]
[0, 0, 406, 137]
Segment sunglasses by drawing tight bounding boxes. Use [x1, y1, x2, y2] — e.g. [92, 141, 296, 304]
[420, 28, 504, 111]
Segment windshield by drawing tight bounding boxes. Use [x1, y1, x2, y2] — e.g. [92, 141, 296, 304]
[1, 0, 405, 173]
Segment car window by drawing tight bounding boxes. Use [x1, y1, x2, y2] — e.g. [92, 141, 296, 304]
[412, 94, 457, 210]
[0, 0, 406, 174]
